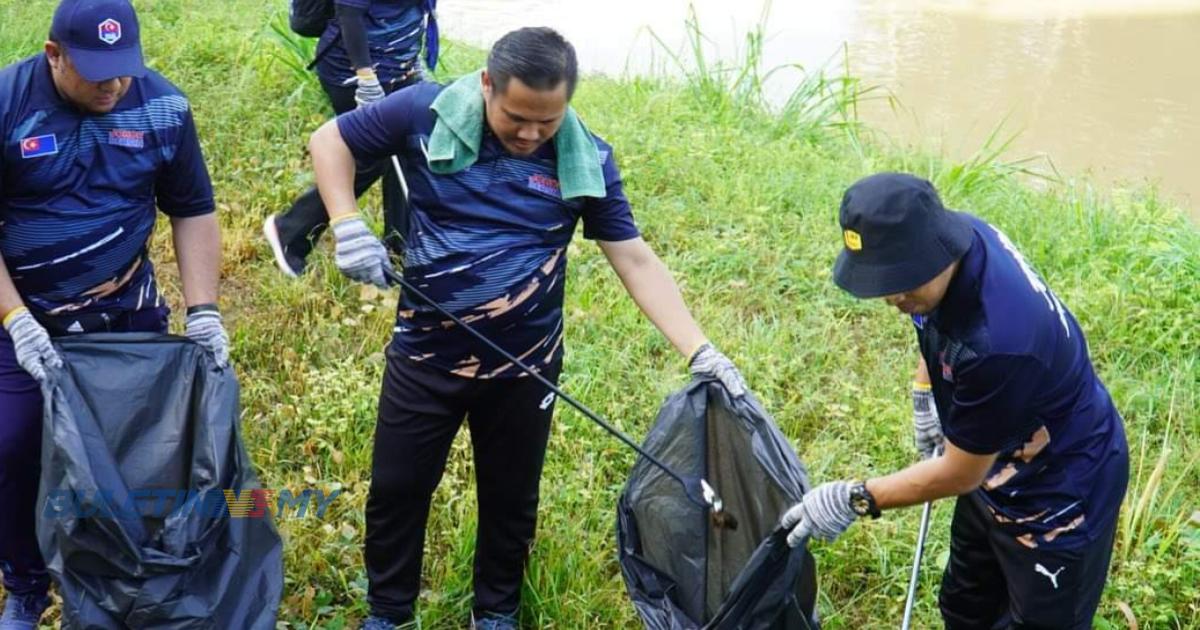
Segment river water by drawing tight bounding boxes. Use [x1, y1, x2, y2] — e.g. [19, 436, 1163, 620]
[439, 0, 1200, 220]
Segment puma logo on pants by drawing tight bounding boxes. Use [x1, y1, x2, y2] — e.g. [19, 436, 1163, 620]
[1035, 563, 1065, 589]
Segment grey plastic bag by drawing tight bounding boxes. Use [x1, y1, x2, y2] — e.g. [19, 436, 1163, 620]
[617, 379, 819, 629]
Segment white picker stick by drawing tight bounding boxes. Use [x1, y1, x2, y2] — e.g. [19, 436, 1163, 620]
[390, 155, 409, 199]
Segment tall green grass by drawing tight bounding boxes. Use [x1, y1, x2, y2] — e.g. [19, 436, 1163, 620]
[1, 0, 1197, 628]
[644, 2, 874, 146]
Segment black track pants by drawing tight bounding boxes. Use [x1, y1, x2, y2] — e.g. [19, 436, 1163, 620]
[939, 491, 1121, 630]
[364, 345, 561, 621]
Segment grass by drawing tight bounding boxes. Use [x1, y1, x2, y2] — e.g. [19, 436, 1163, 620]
[2, 0, 1198, 628]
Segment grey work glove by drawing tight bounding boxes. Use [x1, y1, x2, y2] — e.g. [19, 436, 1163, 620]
[3, 307, 62, 382]
[185, 306, 230, 368]
[913, 385, 943, 460]
[689, 342, 747, 398]
[352, 70, 386, 106]
[332, 214, 394, 289]
[781, 480, 858, 547]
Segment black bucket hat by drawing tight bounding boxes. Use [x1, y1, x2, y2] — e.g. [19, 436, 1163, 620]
[832, 173, 973, 298]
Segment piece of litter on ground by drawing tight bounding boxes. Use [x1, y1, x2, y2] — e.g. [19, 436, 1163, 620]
[1116, 601, 1138, 630]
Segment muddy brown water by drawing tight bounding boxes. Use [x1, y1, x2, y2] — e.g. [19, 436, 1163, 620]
[440, 0, 1200, 220]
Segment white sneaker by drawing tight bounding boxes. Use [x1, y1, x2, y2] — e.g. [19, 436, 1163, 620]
[262, 214, 301, 278]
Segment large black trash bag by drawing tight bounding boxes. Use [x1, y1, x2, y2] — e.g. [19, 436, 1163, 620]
[36, 333, 283, 629]
[617, 380, 819, 629]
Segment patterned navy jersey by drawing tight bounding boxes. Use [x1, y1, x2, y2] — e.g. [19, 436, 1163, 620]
[317, 0, 426, 89]
[337, 81, 640, 378]
[913, 215, 1128, 550]
[0, 54, 214, 330]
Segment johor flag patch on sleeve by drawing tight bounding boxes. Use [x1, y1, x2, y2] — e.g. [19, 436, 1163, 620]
[20, 134, 58, 158]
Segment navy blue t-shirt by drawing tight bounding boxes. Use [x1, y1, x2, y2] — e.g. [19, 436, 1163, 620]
[914, 215, 1128, 550]
[0, 55, 214, 328]
[317, 0, 426, 89]
[337, 81, 640, 378]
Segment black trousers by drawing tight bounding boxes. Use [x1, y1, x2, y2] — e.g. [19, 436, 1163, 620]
[273, 78, 409, 270]
[365, 345, 562, 621]
[939, 492, 1120, 629]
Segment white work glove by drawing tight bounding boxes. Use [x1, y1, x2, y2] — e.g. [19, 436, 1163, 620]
[185, 305, 230, 368]
[781, 480, 858, 547]
[353, 69, 386, 106]
[689, 342, 747, 398]
[3, 307, 62, 382]
[332, 214, 394, 289]
[913, 385, 943, 460]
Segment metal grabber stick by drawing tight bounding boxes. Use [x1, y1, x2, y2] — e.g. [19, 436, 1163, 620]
[902, 445, 942, 630]
[901, 499, 933, 630]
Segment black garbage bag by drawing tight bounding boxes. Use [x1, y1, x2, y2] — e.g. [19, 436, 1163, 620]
[36, 333, 283, 629]
[617, 380, 819, 629]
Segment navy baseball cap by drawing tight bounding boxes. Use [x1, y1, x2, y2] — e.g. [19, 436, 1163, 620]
[832, 173, 974, 298]
[50, 0, 145, 82]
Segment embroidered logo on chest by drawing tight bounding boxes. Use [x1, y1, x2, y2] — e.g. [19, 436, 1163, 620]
[528, 173, 561, 197]
[109, 129, 145, 149]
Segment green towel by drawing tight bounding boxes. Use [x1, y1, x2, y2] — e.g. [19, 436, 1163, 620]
[427, 70, 606, 199]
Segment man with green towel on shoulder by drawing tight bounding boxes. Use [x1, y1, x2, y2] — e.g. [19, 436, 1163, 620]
[306, 27, 747, 629]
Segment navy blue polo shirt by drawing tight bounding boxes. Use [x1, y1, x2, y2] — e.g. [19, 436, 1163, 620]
[317, 0, 426, 89]
[0, 54, 214, 328]
[337, 81, 640, 378]
[913, 215, 1128, 550]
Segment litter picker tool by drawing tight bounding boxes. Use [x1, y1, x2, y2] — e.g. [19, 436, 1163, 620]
[901, 499, 933, 630]
[902, 446, 942, 630]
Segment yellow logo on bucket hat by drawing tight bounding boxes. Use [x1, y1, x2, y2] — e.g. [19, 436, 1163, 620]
[843, 229, 863, 251]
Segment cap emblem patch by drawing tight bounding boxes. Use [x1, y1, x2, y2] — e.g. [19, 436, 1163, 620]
[98, 18, 122, 45]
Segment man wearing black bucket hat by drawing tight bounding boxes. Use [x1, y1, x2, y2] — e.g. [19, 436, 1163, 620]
[0, 2, 225, 626]
[781, 173, 1129, 628]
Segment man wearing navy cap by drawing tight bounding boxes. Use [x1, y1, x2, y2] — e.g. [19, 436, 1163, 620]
[781, 173, 1129, 628]
[0, 1, 226, 626]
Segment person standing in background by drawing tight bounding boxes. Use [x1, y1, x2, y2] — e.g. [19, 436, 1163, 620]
[264, 0, 438, 276]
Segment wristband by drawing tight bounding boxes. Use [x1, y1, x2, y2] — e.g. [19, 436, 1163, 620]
[2, 305, 29, 327]
[913, 381, 932, 392]
[330, 212, 361, 227]
[186, 303, 220, 316]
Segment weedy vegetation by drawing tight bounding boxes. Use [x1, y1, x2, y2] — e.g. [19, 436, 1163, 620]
[1, 0, 1196, 627]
